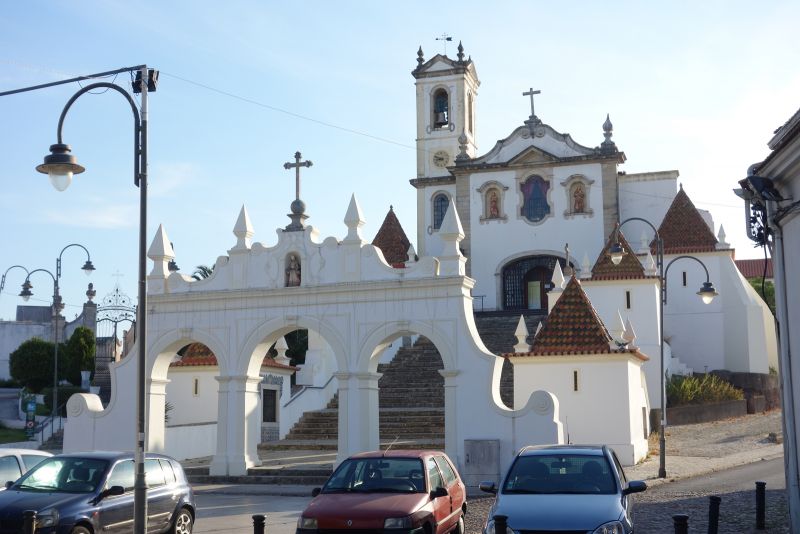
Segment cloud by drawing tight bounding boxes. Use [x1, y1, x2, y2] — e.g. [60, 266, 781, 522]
[46, 203, 138, 229]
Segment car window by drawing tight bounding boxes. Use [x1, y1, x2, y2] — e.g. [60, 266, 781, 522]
[145, 459, 166, 488]
[19, 457, 108, 493]
[323, 457, 424, 493]
[0, 455, 22, 484]
[107, 460, 135, 492]
[503, 454, 616, 495]
[434, 455, 456, 485]
[610, 450, 627, 484]
[160, 459, 176, 484]
[426, 457, 444, 490]
[21, 455, 49, 472]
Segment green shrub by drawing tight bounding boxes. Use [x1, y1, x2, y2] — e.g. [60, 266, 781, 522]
[10, 338, 56, 392]
[666, 374, 744, 407]
[0, 377, 20, 388]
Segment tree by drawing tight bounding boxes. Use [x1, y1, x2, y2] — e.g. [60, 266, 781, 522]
[10, 338, 55, 392]
[192, 265, 214, 280]
[63, 326, 96, 386]
[747, 277, 776, 315]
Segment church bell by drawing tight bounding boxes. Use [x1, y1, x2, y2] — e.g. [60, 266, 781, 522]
[434, 111, 448, 127]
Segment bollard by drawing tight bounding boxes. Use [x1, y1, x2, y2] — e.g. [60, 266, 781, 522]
[708, 495, 721, 534]
[672, 514, 689, 534]
[494, 514, 509, 533]
[756, 481, 766, 530]
[22, 510, 36, 534]
[252, 514, 266, 534]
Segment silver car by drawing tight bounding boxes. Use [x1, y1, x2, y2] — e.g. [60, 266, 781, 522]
[479, 445, 647, 534]
[0, 449, 52, 489]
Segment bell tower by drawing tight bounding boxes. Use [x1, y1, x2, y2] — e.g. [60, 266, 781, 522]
[412, 42, 480, 178]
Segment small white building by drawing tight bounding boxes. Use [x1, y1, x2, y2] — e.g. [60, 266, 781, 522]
[508, 276, 650, 465]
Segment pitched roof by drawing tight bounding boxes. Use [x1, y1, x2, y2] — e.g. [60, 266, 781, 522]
[372, 206, 411, 267]
[170, 343, 296, 370]
[655, 186, 718, 254]
[735, 258, 773, 279]
[591, 228, 647, 280]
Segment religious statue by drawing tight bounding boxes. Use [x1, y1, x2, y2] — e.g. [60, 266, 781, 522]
[286, 255, 301, 287]
[489, 191, 500, 218]
[573, 184, 585, 213]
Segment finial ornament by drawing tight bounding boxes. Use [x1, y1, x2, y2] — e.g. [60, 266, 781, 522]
[600, 113, 617, 154]
[416, 46, 424, 69]
[455, 131, 470, 163]
[283, 151, 313, 231]
[457, 41, 465, 63]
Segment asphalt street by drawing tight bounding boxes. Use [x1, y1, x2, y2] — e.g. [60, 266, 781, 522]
[194, 493, 310, 534]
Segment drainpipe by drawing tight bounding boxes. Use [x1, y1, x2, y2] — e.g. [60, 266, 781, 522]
[768, 200, 800, 531]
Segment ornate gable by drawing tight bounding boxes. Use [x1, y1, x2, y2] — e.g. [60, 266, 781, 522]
[508, 145, 560, 166]
[656, 186, 718, 254]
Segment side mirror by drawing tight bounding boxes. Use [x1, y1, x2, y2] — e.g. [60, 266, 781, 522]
[4, 481, 13, 489]
[478, 481, 497, 494]
[622, 480, 647, 495]
[104, 485, 125, 498]
[311, 487, 321, 497]
[430, 486, 448, 499]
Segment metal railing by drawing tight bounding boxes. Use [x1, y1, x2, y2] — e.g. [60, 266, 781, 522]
[34, 402, 66, 446]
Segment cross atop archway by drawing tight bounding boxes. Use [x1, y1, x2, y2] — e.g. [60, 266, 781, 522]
[283, 151, 313, 201]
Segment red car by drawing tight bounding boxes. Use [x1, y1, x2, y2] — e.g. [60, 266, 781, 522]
[297, 450, 467, 534]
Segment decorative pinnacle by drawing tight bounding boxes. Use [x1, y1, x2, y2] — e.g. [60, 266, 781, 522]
[600, 114, 617, 154]
[455, 131, 470, 162]
[417, 46, 424, 68]
[457, 41, 465, 63]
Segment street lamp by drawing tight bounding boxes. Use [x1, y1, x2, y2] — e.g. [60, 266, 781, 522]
[35, 66, 156, 534]
[610, 218, 719, 478]
[19, 244, 95, 418]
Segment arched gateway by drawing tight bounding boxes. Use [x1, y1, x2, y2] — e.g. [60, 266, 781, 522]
[65, 195, 562, 477]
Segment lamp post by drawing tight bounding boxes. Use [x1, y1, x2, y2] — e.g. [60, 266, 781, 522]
[17, 245, 95, 419]
[609, 218, 718, 478]
[35, 66, 155, 534]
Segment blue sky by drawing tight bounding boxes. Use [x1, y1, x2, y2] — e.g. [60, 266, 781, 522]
[1, 1, 798, 327]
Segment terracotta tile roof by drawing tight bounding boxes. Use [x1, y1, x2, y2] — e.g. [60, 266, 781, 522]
[735, 258, 773, 279]
[511, 277, 615, 356]
[655, 186, 718, 254]
[169, 343, 296, 370]
[591, 228, 646, 280]
[372, 206, 411, 267]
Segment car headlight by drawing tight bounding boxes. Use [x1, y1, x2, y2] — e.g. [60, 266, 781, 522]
[485, 519, 518, 534]
[297, 516, 318, 529]
[593, 520, 625, 534]
[384, 515, 413, 529]
[37, 508, 59, 528]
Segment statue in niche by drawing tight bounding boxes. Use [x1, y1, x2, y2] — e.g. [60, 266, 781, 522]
[488, 190, 500, 218]
[572, 184, 586, 213]
[286, 254, 301, 287]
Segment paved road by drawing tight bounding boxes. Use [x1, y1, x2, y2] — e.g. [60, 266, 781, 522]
[647, 457, 785, 495]
[194, 493, 310, 534]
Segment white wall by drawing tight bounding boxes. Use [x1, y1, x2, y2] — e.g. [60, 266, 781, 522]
[618, 171, 678, 245]
[511, 354, 649, 465]
[164, 423, 216, 461]
[165, 366, 219, 426]
[0, 322, 50, 380]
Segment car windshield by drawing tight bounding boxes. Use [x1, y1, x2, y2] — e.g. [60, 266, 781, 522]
[322, 457, 425, 494]
[502, 454, 617, 495]
[15, 457, 109, 494]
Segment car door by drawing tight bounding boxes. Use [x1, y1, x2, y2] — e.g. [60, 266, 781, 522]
[425, 457, 451, 534]
[146, 458, 176, 532]
[98, 460, 136, 534]
[434, 455, 464, 527]
[0, 455, 22, 486]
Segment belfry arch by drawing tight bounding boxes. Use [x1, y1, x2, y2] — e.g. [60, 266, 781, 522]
[64, 196, 562, 476]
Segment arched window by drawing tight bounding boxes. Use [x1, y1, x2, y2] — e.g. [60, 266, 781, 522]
[521, 176, 550, 223]
[432, 194, 449, 230]
[433, 89, 449, 129]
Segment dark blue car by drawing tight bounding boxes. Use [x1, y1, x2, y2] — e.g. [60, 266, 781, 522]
[0, 451, 195, 534]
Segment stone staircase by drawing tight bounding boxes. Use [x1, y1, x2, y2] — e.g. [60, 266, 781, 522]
[473, 311, 549, 409]
[39, 429, 64, 453]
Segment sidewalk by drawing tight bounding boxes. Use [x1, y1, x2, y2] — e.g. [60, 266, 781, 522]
[193, 411, 786, 497]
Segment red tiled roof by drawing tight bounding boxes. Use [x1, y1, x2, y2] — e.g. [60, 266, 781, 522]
[735, 258, 773, 279]
[591, 228, 647, 280]
[512, 277, 615, 356]
[372, 206, 411, 267]
[169, 343, 296, 370]
[655, 186, 718, 254]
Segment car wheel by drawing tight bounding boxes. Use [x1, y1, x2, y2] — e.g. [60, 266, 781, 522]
[70, 526, 91, 534]
[452, 515, 465, 534]
[171, 507, 193, 534]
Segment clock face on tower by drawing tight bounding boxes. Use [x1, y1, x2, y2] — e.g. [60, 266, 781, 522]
[433, 150, 450, 168]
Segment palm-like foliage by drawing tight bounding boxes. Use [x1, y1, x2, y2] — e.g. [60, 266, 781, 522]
[192, 265, 214, 281]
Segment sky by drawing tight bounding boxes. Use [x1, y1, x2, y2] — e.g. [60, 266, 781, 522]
[1, 1, 798, 328]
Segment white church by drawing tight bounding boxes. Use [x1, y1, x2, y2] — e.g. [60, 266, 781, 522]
[64, 43, 777, 475]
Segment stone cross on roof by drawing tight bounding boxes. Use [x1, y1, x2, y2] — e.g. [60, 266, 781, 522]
[283, 151, 313, 202]
[523, 88, 541, 121]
